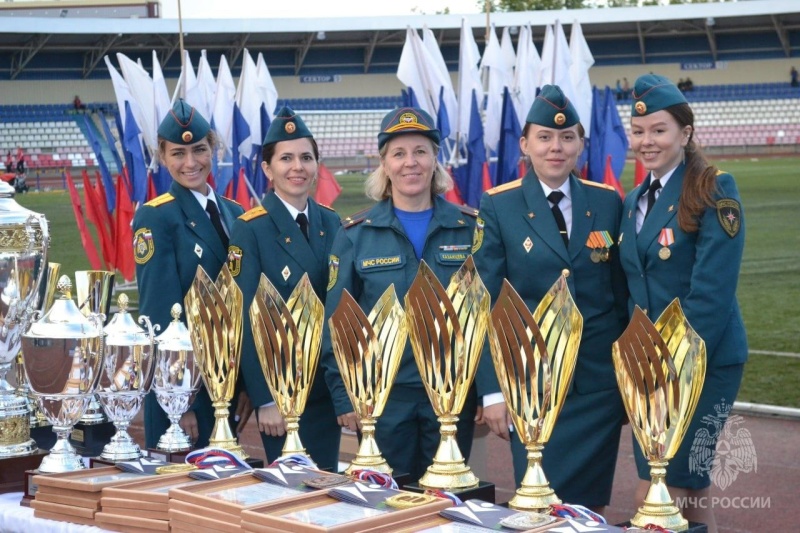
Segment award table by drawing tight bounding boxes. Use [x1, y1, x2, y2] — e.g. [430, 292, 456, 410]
[0, 492, 111, 533]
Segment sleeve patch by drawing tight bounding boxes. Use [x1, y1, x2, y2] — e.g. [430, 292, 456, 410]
[133, 228, 155, 264]
[227, 245, 243, 277]
[327, 255, 339, 291]
[472, 217, 485, 253]
[716, 198, 741, 238]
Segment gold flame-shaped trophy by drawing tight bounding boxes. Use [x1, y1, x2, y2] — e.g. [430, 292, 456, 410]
[487, 274, 583, 511]
[405, 257, 489, 489]
[249, 273, 323, 460]
[329, 285, 408, 475]
[184, 264, 247, 458]
[613, 299, 706, 532]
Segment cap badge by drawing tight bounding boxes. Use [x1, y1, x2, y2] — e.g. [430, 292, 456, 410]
[635, 101, 647, 115]
[285, 122, 296, 134]
[554, 113, 566, 126]
[182, 131, 193, 143]
[400, 112, 418, 125]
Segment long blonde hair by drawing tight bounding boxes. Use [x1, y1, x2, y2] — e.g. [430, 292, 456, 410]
[364, 139, 452, 201]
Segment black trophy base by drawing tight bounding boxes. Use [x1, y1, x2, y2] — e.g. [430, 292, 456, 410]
[69, 421, 116, 458]
[618, 521, 707, 533]
[0, 450, 47, 498]
[30, 424, 57, 451]
[404, 480, 495, 504]
[146, 448, 190, 464]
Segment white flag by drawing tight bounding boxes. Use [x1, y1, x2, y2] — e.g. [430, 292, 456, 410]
[481, 25, 514, 152]
[152, 51, 171, 145]
[456, 18, 483, 140]
[512, 24, 541, 126]
[422, 26, 458, 139]
[570, 20, 595, 135]
[541, 21, 579, 124]
[116, 53, 157, 153]
[212, 54, 236, 156]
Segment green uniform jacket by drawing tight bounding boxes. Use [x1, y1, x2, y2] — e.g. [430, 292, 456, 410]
[472, 172, 629, 397]
[619, 165, 748, 367]
[229, 190, 341, 407]
[322, 196, 478, 416]
[133, 181, 244, 449]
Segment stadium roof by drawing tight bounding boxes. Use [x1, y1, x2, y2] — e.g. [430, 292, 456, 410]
[0, 0, 798, 80]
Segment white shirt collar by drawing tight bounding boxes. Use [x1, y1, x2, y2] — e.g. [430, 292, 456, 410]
[189, 184, 215, 209]
[540, 177, 572, 201]
[274, 192, 308, 221]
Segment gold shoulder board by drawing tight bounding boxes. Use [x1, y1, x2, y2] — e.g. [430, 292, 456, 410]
[342, 207, 371, 228]
[580, 179, 615, 191]
[455, 204, 479, 218]
[487, 178, 523, 196]
[239, 205, 267, 222]
[144, 193, 175, 207]
[318, 202, 336, 212]
[222, 196, 243, 208]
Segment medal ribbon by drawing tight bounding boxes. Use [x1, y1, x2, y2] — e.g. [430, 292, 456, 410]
[549, 504, 607, 523]
[268, 453, 318, 469]
[185, 447, 252, 469]
[658, 228, 675, 247]
[586, 231, 614, 249]
[424, 489, 463, 505]
[349, 469, 398, 489]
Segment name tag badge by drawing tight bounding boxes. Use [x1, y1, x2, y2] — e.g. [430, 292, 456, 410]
[437, 252, 468, 264]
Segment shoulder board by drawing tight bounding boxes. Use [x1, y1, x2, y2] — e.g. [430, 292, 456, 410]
[220, 196, 242, 208]
[715, 169, 727, 176]
[580, 179, 616, 191]
[342, 207, 371, 229]
[144, 193, 174, 207]
[239, 206, 267, 222]
[487, 179, 522, 196]
[318, 202, 336, 212]
[455, 204, 479, 218]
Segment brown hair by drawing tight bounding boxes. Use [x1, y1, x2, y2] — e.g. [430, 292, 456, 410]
[262, 137, 320, 164]
[663, 103, 718, 233]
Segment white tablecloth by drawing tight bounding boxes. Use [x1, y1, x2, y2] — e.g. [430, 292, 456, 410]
[0, 492, 111, 533]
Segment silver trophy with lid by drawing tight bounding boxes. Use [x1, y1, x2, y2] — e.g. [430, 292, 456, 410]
[153, 303, 201, 452]
[97, 293, 156, 461]
[0, 181, 48, 458]
[21, 275, 105, 472]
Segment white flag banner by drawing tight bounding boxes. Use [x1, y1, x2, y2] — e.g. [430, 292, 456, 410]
[541, 21, 579, 123]
[235, 49, 262, 156]
[456, 18, 483, 140]
[213, 54, 236, 156]
[186, 50, 217, 121]
[422, 26, 458, 139]
[116, 53, 157, 153]
[481, 25, 514, 152]
[152, 51, 171, 132]
[256, 52, 279, 121]
[569, 20, 595, 135]
[512, 24, 541, 126]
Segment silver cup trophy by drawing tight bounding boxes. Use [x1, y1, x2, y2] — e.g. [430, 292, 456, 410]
[97, 293, 156, 461]
[0, 181, 49, 458]
[152, 303, 201, 452]
[21, 275, 105, 472]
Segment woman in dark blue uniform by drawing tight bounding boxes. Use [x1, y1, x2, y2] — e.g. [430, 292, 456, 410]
[321, 107, 478, 482]
[620, 74, 747, 532]
[473, 85, 628, 511]
[229, 106, 341, 470]
[133, 99, 251, 449]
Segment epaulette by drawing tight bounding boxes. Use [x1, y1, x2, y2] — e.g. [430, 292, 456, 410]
[318, 202, 336, 212]
[580, 179, 615, 191]
[221, 196, 243, 208]
[455, 204, 479, 218]
[487, 179, 522, 196]
[239, 205, 267, 222]
[144, 193, 174, 208]
[342, 207, 371, 229]
[715, 169, 727, 176]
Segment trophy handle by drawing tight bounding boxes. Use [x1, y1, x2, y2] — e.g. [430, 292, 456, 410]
[25, 213, 50, 317]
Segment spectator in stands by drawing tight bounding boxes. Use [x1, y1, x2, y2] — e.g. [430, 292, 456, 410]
[677, 78, 686, 92]
[791, 66, 798, 87]
[73, 95, 86, 112]
[623, 74, 747, 533]
[228, 106, 341, 471]
[622, 77, 631, 99]
[683, 77, 694, 91]
[15, 147, 25, 175]
[474, 85, 627, 513]
[322, 107, 478, 483]
[13, 167, 28, 194]
[4, 151, 12, 173]
[133, 99, 251, 451]
[616, 79, 623, 100]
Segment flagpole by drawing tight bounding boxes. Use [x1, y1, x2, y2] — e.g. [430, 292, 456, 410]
[177, 0, 185, 98]
[485, 0, 491, 43]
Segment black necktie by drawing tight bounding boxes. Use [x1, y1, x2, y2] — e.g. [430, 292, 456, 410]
[296, 212, 309, 241]
[547, 190, 569, 247]
[206, 200, 228, 248]
[645, 178, 662, 218]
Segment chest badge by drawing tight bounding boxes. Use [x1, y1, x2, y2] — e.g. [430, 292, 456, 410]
[194, 243, 203, 258]
[282, 266, 291, 281]
[523, 236, 533, 253]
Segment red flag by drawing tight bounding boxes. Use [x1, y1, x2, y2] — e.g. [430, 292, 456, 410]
[444, 167, 464, 205]
[634, 157, 647, 188]
[94, 170, 116, 244]
[234, 168, 251, 208]
[146, 172, 158, 202]
[481, 162, 492, 193]
[65, 171, 102, 269]
[206, 171, 216, 190]
[518, 160, 526, 179]
[603, 155, 625, 199]
[314, 163, 342, 206]
[114, 174, 136, 282]
[82, 170, 113, 269]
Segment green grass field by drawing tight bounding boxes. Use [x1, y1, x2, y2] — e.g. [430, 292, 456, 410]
[15, 156, 800, 407]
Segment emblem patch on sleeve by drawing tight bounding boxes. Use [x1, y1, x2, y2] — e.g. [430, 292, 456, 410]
[133, 228, 154, 265]
[227, 246, 243, 277]
[716, 199, 741, 238]
[472, 217, 485, 253]
[327, 254, 339, 291]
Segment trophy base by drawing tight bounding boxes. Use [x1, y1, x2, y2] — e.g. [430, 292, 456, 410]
[155, 428, 193, 453]
[345, 458, 392, 476]
[417, 463, 479, 490]
[405, 480, 496, 504]
[99, 443, 143, 462]
[0, 450, 48, 496]
[146, 448, 191, 464]
[0, 438, 37, 459]
[69, 421, 116, 458]
[630, 505, 690, 532]
[508, 487, 561, 512]
[39, 449, 86, 473]
[620, 520, 706, 533]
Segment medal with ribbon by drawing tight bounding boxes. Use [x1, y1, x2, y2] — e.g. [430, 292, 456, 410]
[586, 230, 613, 262]
[658, 228, 675, 260]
